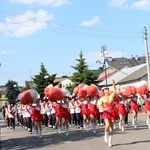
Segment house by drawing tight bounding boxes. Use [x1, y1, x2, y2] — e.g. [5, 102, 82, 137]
[97, 63, 148, 91]
[0, 85, 7, 99]
[118, 64, 147, 90]
[25, 75, 73, 89]
[96, 54, 150, 89]
[97, 55, 148, 85]
[54, 76, 73, 88]
[98, 56, 142, 82]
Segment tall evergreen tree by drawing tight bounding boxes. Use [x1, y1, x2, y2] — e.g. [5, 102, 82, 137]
[32, 63, 58, 98]
[68, 51, 96, 92]
[5, 80, 20, 103]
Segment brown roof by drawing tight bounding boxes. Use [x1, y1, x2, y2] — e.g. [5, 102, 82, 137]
[106, 56, 146, 70]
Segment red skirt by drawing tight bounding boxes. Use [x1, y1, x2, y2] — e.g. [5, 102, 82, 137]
[89, 109, 100, 117]
[145, 100, 150, 113]
[31, 108, 44, 122]
[118, 104, 127, 116]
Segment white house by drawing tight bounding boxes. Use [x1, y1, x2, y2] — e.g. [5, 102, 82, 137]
[98, 63, 147, 91]
[61, 78, 73, 88]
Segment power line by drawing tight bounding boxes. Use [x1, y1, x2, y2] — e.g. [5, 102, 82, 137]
[0, 9, 144, 39]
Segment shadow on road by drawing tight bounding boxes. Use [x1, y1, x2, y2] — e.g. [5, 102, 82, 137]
[1, 127, 106, 150]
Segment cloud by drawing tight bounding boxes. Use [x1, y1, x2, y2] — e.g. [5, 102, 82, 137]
[81, 16, 100, 27]
[108, 0, 150, 10]
[0, 9, 54, 37]
[131, 0, 150, 10]
[108, 0, 127, 7]
[0, 50, 14, 55]
[10, 0, 70, 6]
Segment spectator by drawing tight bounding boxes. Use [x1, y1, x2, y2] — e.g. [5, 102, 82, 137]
[2, 102, 8, 124]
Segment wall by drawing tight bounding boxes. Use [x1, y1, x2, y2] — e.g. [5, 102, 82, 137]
[61, 79, 73, 88]
[0, 94, 7, 112]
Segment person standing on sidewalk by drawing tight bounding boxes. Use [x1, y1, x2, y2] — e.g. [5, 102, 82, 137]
[98, 80, 116, 148]
[2, 102, 8, 124]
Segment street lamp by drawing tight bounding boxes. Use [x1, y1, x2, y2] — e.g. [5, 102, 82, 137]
[13, 84, 18, 100]
[13, 84, 17, 88]
[100, 45, 108, 86]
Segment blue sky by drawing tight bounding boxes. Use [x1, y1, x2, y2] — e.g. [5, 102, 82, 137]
[0, 0, 150, 87]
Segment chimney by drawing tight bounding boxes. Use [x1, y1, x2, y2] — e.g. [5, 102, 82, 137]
[108, 57, 112, 61]
[135, 55, 138, 60]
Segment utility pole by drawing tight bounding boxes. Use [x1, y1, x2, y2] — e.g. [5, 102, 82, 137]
[100, 45, 108, 87]
[143, 27, 150, 90]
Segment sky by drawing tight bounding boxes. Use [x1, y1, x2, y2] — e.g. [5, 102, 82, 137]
[0, 0, 150, 87]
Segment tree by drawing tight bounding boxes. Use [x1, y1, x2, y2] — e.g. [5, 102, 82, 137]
[21, 81, 32, 92]
[5, 80, 20, 103]
[32, 63, 58, 98]
[68, 51, 96, 92]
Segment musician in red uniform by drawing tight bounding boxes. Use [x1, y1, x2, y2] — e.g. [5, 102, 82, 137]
[117, 94, 128, 131]
[141, 92, 150, 129]
[129, 94, 139, 128]
[30, 99, 44, 138]
[98, 80, 116, 147]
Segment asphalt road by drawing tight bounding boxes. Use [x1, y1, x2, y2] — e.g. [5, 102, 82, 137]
[1, 113, 150, 150]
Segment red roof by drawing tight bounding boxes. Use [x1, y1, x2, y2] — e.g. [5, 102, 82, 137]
[97, 71, 117, 81]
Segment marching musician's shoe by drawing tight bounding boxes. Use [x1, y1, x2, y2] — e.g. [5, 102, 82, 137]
[108, 143, 112, 148]
[66, 132, 69, 136]
[93, 129, 96, 133]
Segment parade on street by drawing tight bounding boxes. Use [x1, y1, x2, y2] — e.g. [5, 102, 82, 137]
[1, 112, 150, 150]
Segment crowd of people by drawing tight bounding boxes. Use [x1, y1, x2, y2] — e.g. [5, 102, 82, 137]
[2, 81, 150, 148]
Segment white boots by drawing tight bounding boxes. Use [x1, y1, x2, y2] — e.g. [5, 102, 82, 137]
[146, 118, 150, 129]
[104, 131, 108, 143]
[132, 119, 137, 128]
[121, 124, 124, 131]
[118, 122, 121, 129]
[35, 129, 42, 138]
[108, 135, 113, 147]
[38, 131, 42, 138]
[119, 122, 124, 131]
[104, 131, 113, 147]
[65, 128, 69, 136]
